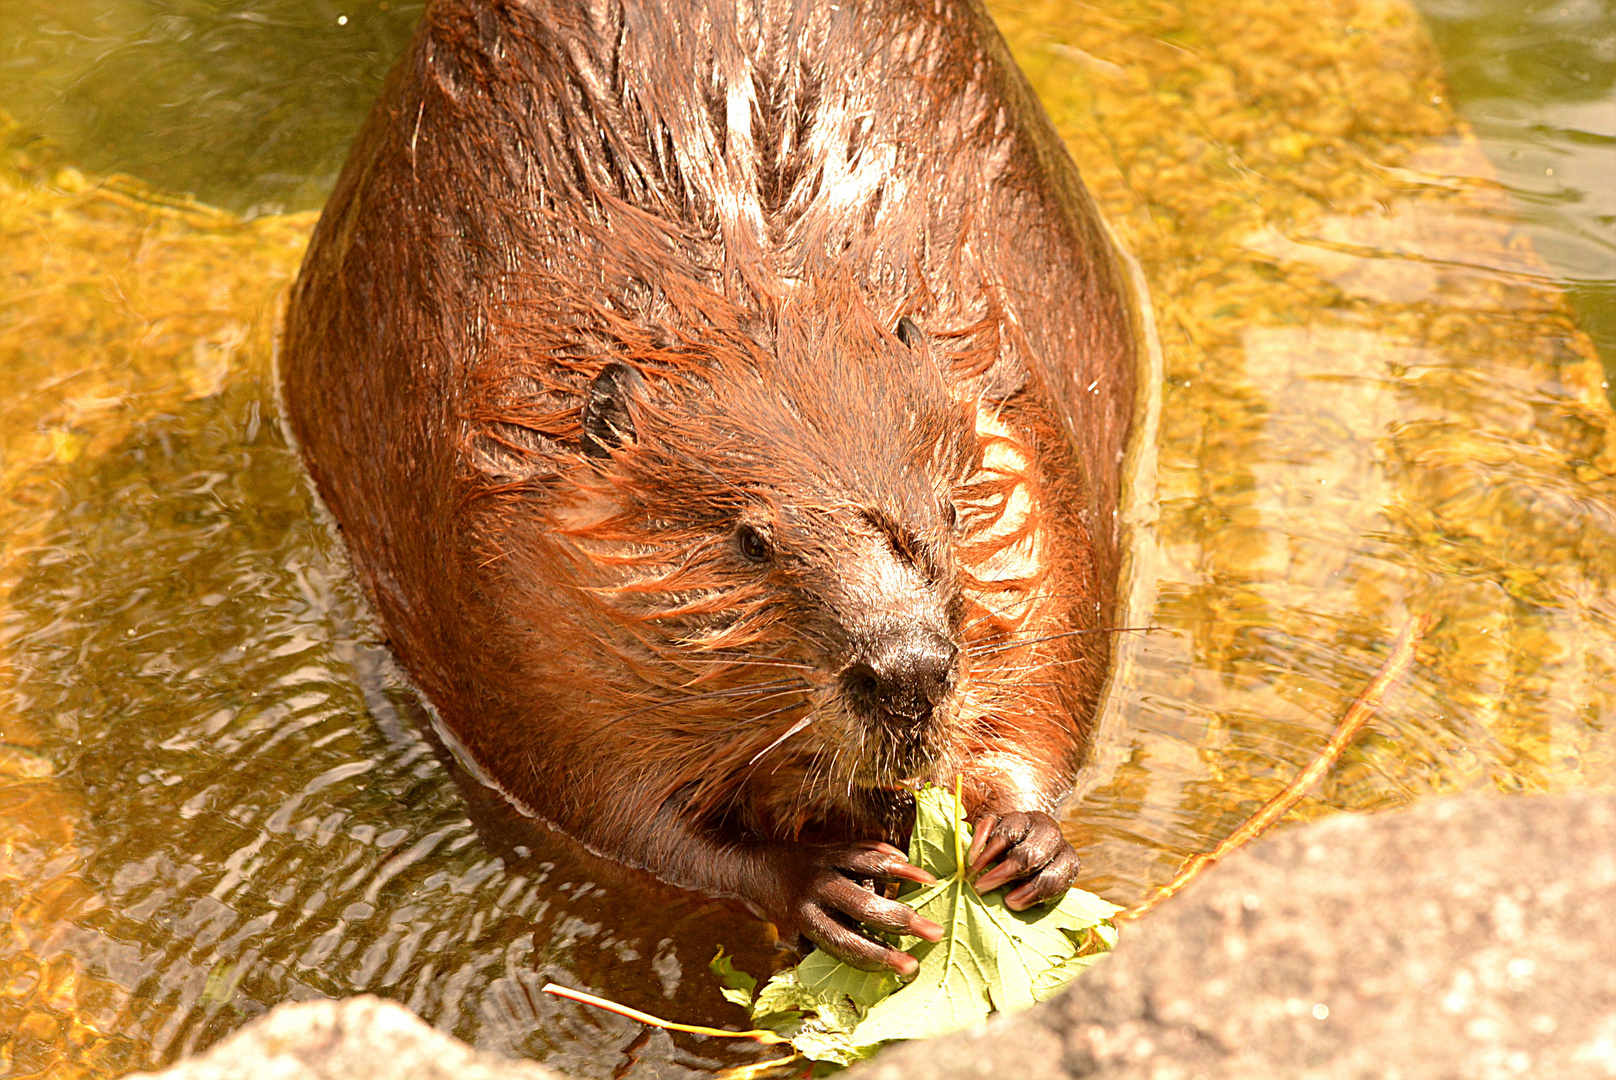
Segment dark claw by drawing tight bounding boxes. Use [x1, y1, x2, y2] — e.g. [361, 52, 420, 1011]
[774, 841, 943, 975]
[968, 810, 1080, 905]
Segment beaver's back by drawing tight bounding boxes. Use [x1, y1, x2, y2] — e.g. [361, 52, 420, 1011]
[284, 0, 1131, 642]
[282, 0, 1134, 966]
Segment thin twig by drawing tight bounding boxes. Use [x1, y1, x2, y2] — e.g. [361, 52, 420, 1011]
[709, 1058, 811, 1080]
[541, 983, 791, 1044]
[1119, 612, 1434, 921]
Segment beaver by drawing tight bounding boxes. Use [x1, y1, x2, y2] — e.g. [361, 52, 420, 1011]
[282, 0, 1134, 974]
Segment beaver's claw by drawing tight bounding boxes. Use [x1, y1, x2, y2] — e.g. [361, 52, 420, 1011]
[966, 810, 1081, 910]
[773, 840, 944, 976]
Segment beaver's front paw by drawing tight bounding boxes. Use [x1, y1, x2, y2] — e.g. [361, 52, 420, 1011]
[966, 810, 1080, 910]
[769, 841, 944, 975]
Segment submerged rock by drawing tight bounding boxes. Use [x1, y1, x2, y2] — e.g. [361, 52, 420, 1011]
[128, 997, 564, 1080]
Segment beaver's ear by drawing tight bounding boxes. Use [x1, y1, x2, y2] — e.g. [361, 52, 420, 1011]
[896, 316, 926, 352]
[901, 314, 1027, 403]
[581, 361, 644, 458]
[897, 315, 949, 377]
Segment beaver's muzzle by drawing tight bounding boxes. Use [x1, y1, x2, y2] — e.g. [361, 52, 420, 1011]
[840, 629, 960, 726]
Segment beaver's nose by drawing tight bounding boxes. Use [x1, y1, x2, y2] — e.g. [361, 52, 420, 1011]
[843, 631, 959, 723]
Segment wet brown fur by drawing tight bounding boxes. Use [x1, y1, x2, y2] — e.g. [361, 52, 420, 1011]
[283, 0, 1134, 940]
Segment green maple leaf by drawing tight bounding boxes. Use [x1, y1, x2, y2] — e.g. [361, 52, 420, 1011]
[721, 785, 1120, 1064]
[836, 786, 1118, 1043]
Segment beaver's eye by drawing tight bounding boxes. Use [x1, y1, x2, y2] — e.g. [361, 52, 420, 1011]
[736, 524, 771, 563]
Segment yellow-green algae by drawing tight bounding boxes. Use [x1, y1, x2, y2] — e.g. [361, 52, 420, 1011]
[0, 117, 315, 1078]
[990, 0, 1616, 900]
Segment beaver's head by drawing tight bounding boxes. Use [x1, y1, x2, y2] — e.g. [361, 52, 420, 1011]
[475, 282, 1053, 833]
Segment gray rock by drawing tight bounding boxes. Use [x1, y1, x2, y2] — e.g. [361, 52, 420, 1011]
[855, 792, 1616, 1080]
[128, 996, 565, 1080]
[139, 794, 1616, 1080]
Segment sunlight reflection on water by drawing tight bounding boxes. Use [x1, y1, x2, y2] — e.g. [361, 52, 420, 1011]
[0, 0, 1612, 1075]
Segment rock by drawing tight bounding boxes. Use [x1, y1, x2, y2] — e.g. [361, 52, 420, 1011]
[137, 794, 1616, 1080]
[854, 792, 1616, 1080]
[128, 996, 564, 1080]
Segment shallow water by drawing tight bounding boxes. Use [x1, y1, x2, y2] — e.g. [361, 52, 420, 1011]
[0, 0, 1613, 1077]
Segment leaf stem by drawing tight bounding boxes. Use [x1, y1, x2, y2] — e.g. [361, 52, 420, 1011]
[541, 983, 791, 1044]
[947, 773, 967, 980]
[953, 772, 965, 879]
[1119, 612, 1433, 921]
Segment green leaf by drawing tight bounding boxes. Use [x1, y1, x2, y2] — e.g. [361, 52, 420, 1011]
[1031, 924, 1120, 1001]
[796, 947, 901, 1010]
[730, 785, 1121, 1065]
[718, 988, 754, 1009]
[789, 1027, 868, 1067]
[749, 967, 873, 1063]
[749, 968, 808, 1025]
[708, 947, 759, 1009]
[906, 785, 971, 876]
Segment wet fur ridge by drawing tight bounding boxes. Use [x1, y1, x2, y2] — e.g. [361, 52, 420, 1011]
[284, 0, 1133, 879]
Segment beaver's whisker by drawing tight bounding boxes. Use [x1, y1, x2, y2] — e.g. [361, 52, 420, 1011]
[970, 661, 1084, 684]
[789, 748, 823, 827]
[710, 692, 811, 732]
[969, 678, 1061, 689]
[748, 689, 814, 709]
[749, 715, 814, 765]
[719, 706, 816, 811]
[780, 621, 837, 653]
[676, 663, 813, 684]
[964, 623, 1074, 648]
[603, 678, 810, 723]
[968, 626, 1156, 657]
[801, 736, 834, 803]
[972, 662, 1100, 696]
[845, 730, 862, 801]
[679, 651, 814, 671]
[959, 588, 1065, 618]
[956, 590, 1136, 634]
[672, 678, 808, 700]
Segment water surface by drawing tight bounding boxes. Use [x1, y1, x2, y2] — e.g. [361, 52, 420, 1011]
[0, 0, 1613, 1077]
